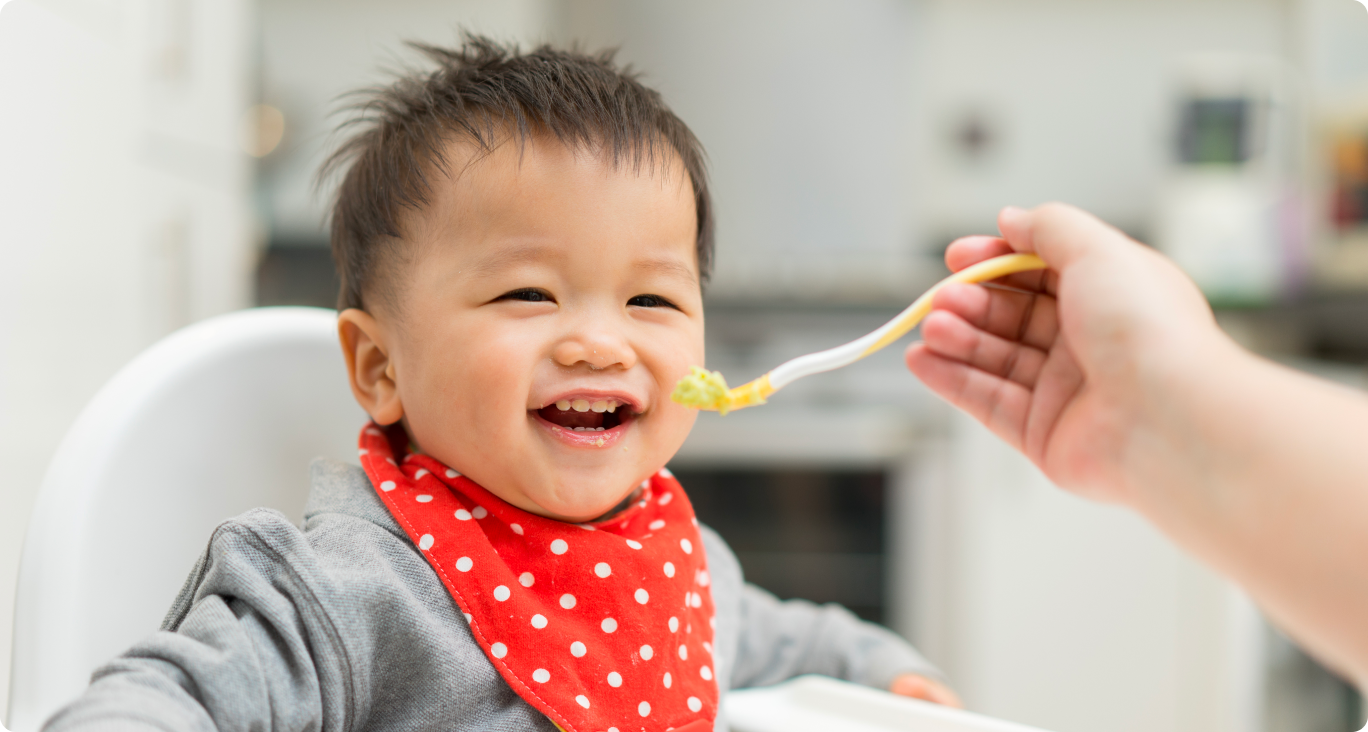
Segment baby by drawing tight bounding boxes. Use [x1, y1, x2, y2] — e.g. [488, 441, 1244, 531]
[43, 37, 954, 732]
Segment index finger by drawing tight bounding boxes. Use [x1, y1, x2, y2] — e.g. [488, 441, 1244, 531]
[945, 234, 1055, 294]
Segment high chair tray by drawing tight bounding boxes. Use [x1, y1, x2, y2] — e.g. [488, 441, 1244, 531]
[724, 675, 1054, 732]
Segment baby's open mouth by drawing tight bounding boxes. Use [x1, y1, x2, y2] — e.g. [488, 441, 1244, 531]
[536, 399, 630, 432]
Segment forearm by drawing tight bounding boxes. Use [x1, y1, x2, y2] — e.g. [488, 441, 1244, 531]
[1129, 340, 1368, 685]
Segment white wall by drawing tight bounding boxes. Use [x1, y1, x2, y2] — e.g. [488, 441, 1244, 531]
[0, 0, 254, 720]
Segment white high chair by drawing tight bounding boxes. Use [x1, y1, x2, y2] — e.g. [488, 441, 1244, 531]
[5, 307, 1053, 732]
[6, 307, 366, 731]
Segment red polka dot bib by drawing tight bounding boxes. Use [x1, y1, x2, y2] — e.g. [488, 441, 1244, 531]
[358, 423, 718, 732]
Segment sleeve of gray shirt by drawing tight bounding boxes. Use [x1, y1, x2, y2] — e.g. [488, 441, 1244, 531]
[39, 458, 556, 732]
[40, 512, 345, 732]
[727, 583, 945, 692]
[696, 526, 945, 693]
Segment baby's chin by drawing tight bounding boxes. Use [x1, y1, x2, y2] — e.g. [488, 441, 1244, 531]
[509, 478, 641, 524]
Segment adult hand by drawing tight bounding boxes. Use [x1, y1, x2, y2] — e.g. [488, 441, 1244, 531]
[905, 203, 1225, 506]
[906, 202, 1368, 690]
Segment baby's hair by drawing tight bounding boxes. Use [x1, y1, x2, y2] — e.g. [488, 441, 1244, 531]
[320, 33, 714, 312]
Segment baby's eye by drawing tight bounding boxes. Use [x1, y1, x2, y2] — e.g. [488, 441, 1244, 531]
[496, 288, 555, 303]
[628, 294, 677, 309]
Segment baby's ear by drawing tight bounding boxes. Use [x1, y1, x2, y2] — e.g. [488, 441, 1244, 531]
[337, 309, 404, 425]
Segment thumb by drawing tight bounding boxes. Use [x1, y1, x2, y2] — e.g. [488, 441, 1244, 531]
[998, 202, 1134, 272]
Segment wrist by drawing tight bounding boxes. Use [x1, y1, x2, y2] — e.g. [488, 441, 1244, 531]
[1123, 327, 1254, 532]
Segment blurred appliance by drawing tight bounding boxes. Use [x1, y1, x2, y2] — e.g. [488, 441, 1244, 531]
[1155, 54, 1305, 306]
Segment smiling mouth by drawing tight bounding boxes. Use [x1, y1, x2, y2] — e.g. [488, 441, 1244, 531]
[536, 399, 632, 432]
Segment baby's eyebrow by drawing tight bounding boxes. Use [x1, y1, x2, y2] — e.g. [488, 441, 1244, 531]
[465, 244, 559, 279]
[634, 256, 698, 286]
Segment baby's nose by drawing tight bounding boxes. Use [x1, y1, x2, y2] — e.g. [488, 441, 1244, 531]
[552, 332, 636, 370]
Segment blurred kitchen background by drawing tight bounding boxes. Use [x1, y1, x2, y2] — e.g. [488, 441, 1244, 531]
[6, 0, 1368, 730]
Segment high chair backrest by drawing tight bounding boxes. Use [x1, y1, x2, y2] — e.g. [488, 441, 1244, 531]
[6, 307, 367, 732]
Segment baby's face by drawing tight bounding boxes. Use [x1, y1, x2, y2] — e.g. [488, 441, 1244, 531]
[348, 137, 703, 522]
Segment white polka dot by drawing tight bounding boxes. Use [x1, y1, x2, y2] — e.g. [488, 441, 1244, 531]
[710, 616, 716, 629]
[680, 538, 693, 554]
[663, 672, 672, 688]
[625, 539, 642, 550]
[664, 562, 676, 578]
[659, 467, 674, 478]
[533, 668, 550, 683]
[418, 534, 434, 551]
[594, 562, 611, 578]
[576, 523, 596, 531]
[704, 641, 713, 654]
[472, 506, 488, 519]
[697, 570, 711, 586]
[640, 479, 650, 490]
[414, 468, 429, 479]
[366, 427, 382, 436]
[649, 519, 666, 530]
[691, 592, 703, 608]
[386, 458, 396, 465]
[669, 617, 679, 633]
[380, 481, 396, 492]
[519, 572, 535, 587]
[456, 556, 473, 572]
[491, 642, 507, 659]
[638, 701, 651, 717]
[463, 612, 473, 622]
[688, 697, 702, 713]
[560, 593, 577, 609]
[358, 448, 369, 455]
[511, 523, 524, 535]
[576, 695, 591, 709]
[550, 539, 568, 555]
[571, 641, 587, 657]
[416, 494, 433, 503]
[445, 469, 459, 478]
[701, 665, 712, 680]
[609, 728, 620, 732]
[493, 585, 510, 602]
[659, 492, 673, 505]
[607, 671, 622, 687]
[639, 644, 653, 660]
[601, 617, 618, 633]
[455, 509, 472, 520]
[635, 588, 649, 604]
[679, 645, 688, 660]
[531, 614, 548, 629]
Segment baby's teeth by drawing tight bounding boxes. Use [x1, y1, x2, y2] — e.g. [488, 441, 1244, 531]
[556, 400, 571, 411]
[591, 401, 608, 413]
[572, 399, 590, 412]
[607, 403, 617, 413]
[594, 427, 604, 431]
[574, 426, 587, 431]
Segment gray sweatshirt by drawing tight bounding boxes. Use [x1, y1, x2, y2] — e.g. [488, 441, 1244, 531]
[42, 459, 941, 732]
